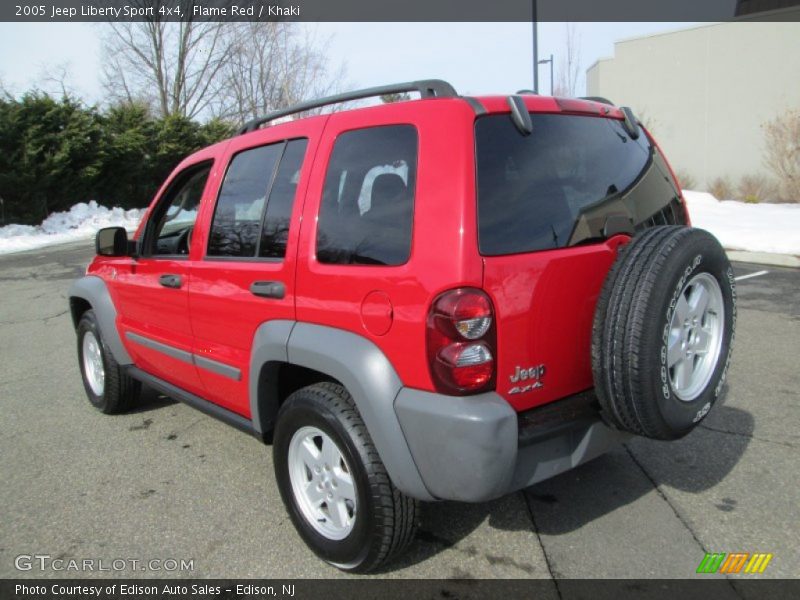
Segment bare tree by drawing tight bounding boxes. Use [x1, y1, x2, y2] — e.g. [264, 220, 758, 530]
[553, 24, 581, 97]
[36, 63, 77, 98]
[762, 109, 800, 202]
[101, 1, 232, 119]
[210, 23, 346, 122]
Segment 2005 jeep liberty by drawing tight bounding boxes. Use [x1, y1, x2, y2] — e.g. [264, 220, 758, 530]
[70, 80, 736, 572]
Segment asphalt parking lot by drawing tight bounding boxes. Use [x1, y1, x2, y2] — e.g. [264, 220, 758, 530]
[1, 241, 798, 582]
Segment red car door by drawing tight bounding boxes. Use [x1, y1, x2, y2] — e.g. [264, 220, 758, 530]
[187, 117, 326, 416]
[112, 152, 222, 396]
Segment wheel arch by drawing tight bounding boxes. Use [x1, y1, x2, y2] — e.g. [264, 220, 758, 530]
[249, 320, 434, 501]
[68, 276, 132, 365]
[69, 296, 92, 329]
[253, 360, 340, 441]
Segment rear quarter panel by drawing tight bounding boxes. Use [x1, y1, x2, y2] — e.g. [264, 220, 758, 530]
[294, 98, 482, 391]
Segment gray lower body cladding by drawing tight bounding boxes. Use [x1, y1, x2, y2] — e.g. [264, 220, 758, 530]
[68, 291, 626, 504]
[255, 322, 626, 502]
[68, 276, 132, 365]
[394, 388, 629, 502]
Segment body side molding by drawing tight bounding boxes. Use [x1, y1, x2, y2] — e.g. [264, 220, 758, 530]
[125, 331, 242, 381]
[68, 275, 132, 365]
[126, 331, 192, 364]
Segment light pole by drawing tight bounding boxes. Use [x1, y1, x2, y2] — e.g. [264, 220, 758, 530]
[531, 1, 539, 92]
[538, 54, 554, 96]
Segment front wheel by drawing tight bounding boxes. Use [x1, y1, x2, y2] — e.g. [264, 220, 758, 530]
[273, 383, 418, 573]
[77, 310, 140, 414]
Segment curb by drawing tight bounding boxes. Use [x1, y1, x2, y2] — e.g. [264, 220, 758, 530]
[725, 250, 800, 268]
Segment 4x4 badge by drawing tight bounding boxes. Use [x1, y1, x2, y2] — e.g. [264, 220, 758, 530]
[508, 364, 546, 394]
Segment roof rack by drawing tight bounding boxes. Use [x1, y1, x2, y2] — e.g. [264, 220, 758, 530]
[579, 96, 615, 106]
[237, 79, 458, 135]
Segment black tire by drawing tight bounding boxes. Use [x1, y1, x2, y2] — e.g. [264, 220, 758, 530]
[273, 382, 418, 573]
[592, 226, 736, 440]
[76, 310, 140, 414]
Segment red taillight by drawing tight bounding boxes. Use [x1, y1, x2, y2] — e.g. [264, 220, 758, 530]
[427, 288, 496, 395]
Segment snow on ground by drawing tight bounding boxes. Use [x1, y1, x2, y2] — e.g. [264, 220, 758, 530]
[0, 201, 144, 255]
[684, 190, 800, 256]
[0, 193, 797, 256]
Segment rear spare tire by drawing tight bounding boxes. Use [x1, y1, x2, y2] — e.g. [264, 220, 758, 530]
[592, 226, 736, 440]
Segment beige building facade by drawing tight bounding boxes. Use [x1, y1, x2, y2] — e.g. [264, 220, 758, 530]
[586, 22, 800, 192]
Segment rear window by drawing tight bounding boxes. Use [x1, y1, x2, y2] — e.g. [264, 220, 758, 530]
[476, 113, 667, 256]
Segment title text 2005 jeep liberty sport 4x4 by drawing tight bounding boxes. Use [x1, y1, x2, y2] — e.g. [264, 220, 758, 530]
[69, 80, 735, 572]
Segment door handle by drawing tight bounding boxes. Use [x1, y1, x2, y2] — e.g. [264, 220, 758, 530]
[250, 280, 285, 300]
[159, 274, 182, 289]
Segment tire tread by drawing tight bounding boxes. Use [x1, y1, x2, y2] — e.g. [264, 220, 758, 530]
[276, 382, 418, 573]
[592, 226, 733, 440]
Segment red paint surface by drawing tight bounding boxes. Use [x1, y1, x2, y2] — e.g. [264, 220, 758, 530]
[88, 94, 682, 416]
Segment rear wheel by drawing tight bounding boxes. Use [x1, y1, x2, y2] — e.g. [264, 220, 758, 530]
[273, 382, 418, 572]
[77, 310, 140, 414]
[592, 226, 736, 439]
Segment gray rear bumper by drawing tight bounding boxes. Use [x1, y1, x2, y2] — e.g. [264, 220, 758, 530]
[394, 388, 629, 502]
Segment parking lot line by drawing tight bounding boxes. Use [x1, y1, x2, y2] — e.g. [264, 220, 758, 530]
[734, 270, 769, 282]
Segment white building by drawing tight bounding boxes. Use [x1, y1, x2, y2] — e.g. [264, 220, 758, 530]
[586, 21, 800, 193]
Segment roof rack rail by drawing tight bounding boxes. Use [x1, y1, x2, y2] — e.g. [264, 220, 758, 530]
[237, 79, 458, 135]
[580, 96, 615, 106]
[516, 89, 538, 95]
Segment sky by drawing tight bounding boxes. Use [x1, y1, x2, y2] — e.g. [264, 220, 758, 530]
[0, 22, 699, 106]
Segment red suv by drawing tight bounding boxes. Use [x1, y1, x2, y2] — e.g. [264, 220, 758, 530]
[69, 80, 736, 572]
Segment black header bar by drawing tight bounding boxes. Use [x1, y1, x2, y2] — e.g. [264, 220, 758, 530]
[3, 0, 800, 22]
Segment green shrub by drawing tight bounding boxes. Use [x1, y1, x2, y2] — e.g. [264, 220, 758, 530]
[0, 93, 234, 225]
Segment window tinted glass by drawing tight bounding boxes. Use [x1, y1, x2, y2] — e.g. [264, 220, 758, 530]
[208, 144, 283, 257]
[317, 125, 417, 266]
[476, 113, 655, 256]
[151, 163, 211, 256]
[259, 139, 308, 258]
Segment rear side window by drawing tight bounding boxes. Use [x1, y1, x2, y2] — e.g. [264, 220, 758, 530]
[208, 144, 283, 257]
[476, 113, 659, 256]
[208, 139, 307, 259]
[316, 125, 417, 266]
[260, 139, 308, 258]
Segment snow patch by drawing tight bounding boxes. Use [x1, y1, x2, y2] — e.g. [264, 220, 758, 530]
[0, 201, 144, 255]
[683, 190, 800, 256]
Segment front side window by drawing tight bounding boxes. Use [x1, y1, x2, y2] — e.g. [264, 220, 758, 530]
[149, 163, 211, 256]
[316, 125, 417, 266]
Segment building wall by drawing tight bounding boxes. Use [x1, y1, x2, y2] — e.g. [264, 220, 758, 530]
[586, 22, 800, 192]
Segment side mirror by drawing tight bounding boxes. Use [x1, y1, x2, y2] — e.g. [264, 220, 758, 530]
[95, 227, 130, 257]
